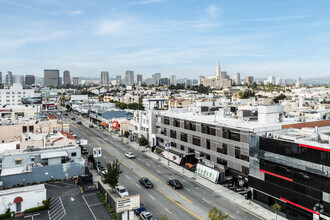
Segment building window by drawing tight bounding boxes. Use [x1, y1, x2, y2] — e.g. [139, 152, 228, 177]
[181, 133, 188, 142]
[29, 126, 33, 132]
[217, 144, 228, 154]
[6, 92, 9, 94]
[162, 128, 167, 136]
[235, 147, 249, 161]
[217, 158, 227, 166]
[164, 117, 170, 125]
[171, 142, 177, 148]
[181, 145, 185, 151]
[206, 154, 210, 160]
[223, 128, 240, 142]
[170, 130, 176, 139]
[242, 166, 249, 175]
[173, 119, 180, 127]
[206, 139, 211, 150]
[22, 126, 27, 133]
[184, 121, 196, 131]
[15, 159, 22, 165]
[71, 152, 77, 157]
[201, 124, 216, 136]
[192, 136, 200, 146]
[16, 144, 20, 149]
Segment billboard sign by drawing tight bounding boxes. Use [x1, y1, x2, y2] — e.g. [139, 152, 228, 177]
[116, 194, 140, 213]
[21, 97, 42, 104]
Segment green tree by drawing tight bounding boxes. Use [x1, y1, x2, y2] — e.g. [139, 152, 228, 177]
[273, 94, 286, 103]
[128, 103, 139, 110]
[119, 102, 127, 109]
[161, 214, 169, 220]
[208, 207, 229, 220]
[124, 131, 130, 138]
[139, 136, 148, 146]
[272, 202, 281, 220]
[88, 154, 95, 164]
[103, 160, 122, 192]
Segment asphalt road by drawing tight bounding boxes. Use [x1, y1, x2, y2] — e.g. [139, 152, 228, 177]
[57, 110, 260, 220]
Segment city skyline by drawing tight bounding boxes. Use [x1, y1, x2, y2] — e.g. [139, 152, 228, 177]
[0, 0, 330, 78]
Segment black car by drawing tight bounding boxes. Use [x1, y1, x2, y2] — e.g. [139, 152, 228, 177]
[93, 161, 101, 169]
[89, 124, 94, 128]
[77, 121, 82, 125]
[139, 177, 153, 188]
[81, 147, 88, 154]
[167, 179, 182, 189]
[71, 117, 75, 120]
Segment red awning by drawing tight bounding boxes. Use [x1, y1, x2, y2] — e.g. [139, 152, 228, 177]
[111, 126, 120, 130]
[100, 122, 108, 126]
[14, 197, 23, 203]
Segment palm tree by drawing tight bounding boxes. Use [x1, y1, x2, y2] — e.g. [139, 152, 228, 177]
[272, 202, 281, 220]
[208, 207, 229, 220]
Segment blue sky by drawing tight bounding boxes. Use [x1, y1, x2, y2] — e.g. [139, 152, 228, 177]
[0, 0, 329, 79]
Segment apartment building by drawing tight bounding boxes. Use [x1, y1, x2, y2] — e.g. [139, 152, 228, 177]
[249, 124, 330, 220]
[0, 83, 35, 106]
[154, 106, 287, 184]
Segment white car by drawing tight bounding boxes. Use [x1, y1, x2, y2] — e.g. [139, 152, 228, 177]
[115, 185, 129, 198]
[125, 152, 135, 159]
[140, 211, 156, 220]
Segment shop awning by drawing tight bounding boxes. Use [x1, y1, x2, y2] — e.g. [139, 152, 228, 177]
[111, 126, 120, 131]
[14, 197, 23, 203]
[100, 122, 108, 126]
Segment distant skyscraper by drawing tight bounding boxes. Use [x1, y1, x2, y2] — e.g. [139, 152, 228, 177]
[72, 77, 80, 87]
[216, 61, 221, 80]
[159, 78, 170, 86]
[268, 76, 276, 84]
[184, 79, 192, 88]
[116, 75, 122, 85]
[145, 78, 152, 85]
[170, 75, 176, 85]
[233, 72, 240, 85]
[25, 75, 35, 86]
[136, 75, 143, 86]
[6, 71, 13, 86]
[0, 72, 2, 84]
[246, 76, 254, 84]
[13, 75, 24, 87]
[59, 77, 62, 86]
[63, 70, 71, 85]
[101, 71, 109, 86]
[44, 69, 60, 87]
[125, 70, 134, 86]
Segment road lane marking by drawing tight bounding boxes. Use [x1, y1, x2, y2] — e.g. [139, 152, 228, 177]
[185, 188, 191, 192]
[125, 174, 130, 179]
[165, 208, 172, 214]
[202, 198, 210, 204]
[146, 163, 150, 167]
[156, 170, 161, 173]
[137, 158, 141, 160]
[149, 195, 155, 200]
[136, 184, 141, 188]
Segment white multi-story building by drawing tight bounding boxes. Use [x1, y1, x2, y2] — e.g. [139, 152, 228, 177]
[233, 72, 240, 85]
[0, 84, 35, 106]
[170, 75, 176, 85]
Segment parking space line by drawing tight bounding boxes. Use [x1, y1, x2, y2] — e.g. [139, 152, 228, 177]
[82, 195, 97, 220]
[202, 198, 210, 204]
[89, 203, 103, 207]
[125, 174, 130, 179]
[136, 184, 141, 188]
[156, 170, 161, 173]
[165, 208, 173, 214]
[148, 194, 155, 200]
[46, 184, 62, 189]
[185, 188, 191, 192]
[146, 163, 150, 167]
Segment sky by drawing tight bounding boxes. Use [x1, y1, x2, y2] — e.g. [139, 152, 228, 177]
[0, 0, 330, 79]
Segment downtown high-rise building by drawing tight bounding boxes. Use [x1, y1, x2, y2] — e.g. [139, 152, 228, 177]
[72, 77, 80, 87]
[233, 72, 240, 85]
[170, 75, 176, 85]
[159, 78, 170, 86]
[44, 69, 60, 87]
[151, 73, 161, 85]
[246, 76, 254, 84]
[63, 70, 71, 85]
[136, 74, 143, 86]
[0, 72, 2, 84]
[13, 75, 25, 87]
[101, 71, 109, 86]
[116, 75, 122, 85]
[25, 75, 35, 86]
[6, 71, 13, 86]
[268, 75, 276, 84]
[125, 70, 134, 86]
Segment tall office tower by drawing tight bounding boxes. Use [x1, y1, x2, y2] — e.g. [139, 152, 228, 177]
[268, 75, 275, 84]
[63, 70, 71, 85]
[246, 76, 254, 84]
[136, 75, 143, 86]
[155, 73, 161, 85]
[159, 78, 170, 86]
[59, 77, 62, 86]
[72, 77, 80, 87]
[233, 72, 240, 85]
[116, 75, 122, 85]
[100, 71, 109, 86]
[145, 78, 152, 85]
[25, 75, 35, 86]
[13, 75, 24, 87]
[125, 70, 134, 86]
[184, 79, 192, 88]
[6, 71, 13, 86]
[170, 75, 176, 85]
[0, 72, 2, 84]
[221, 71, 228, 79]
[44, 69, 60, 87]
[216, 61, 221, 80]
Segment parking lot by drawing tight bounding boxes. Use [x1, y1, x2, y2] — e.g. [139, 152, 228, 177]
[15, 181, 111, 220]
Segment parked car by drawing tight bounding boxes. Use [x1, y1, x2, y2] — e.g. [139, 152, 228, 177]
[89, 124, 94, 128]
[71, 117, 75, 120]
[93, 161, 101, 169]
[64, 113, 68, 116]
[72, 134, 77, 137]
[125, 152, 135, 159]
[139, 177, 153, 188]
[115, 185, 129, 198]
[81, 147, 88, 154]
[99, 167, 107, 176]
[77, 121, 82, 125]
[134, 203, 146, 215]
[140, 211, 156, 220]
[167, 179, 182, 189]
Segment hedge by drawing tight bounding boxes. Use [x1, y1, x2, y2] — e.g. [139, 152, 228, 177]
[0, 212, 14, 219]
[23, 205, 48, 214]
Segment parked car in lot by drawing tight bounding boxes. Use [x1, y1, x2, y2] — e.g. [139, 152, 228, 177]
[139, 177, 153, 188]
[89, 124, 94, 128]
[81, 147, 88, 154]
[77, 121, 82, 125]
[99, 167, 107, 176]
[140, 211, 156, 220]
[115, 185, 129, 198]
[134, 203, 146, 215]
[125, 152, 135, 159]
[167, 179, 183, 189]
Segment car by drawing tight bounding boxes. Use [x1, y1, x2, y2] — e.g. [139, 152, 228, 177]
[64, 113, 68, 116]
[167, 179, 182, 189]
[139, 177, 153, 188]
[81, 147, 88, 154]
[140, 211, 156, 220]
[72, 134, 77, 137]
[125, 152, 135, 159]
[93, 161, 101, 169]
[77, 121, 82, 125]
[89, 124, 94, 128]
[115, 185, 129, 198]
[134, 203, 146, 215]
[71, 117, 75, 120]
[99, 167, 107, 176]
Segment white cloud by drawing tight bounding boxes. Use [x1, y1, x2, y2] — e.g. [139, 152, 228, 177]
[69, 10, 83, 15]
[129, 0, 164, 6]
[206, 4, 220, 18]
[97, 20, 124, 36]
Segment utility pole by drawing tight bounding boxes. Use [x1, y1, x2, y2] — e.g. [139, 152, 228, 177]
[165, 140, 171, 166]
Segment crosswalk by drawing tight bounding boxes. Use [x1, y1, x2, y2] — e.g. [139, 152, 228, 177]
[48, 197, 66, 220]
